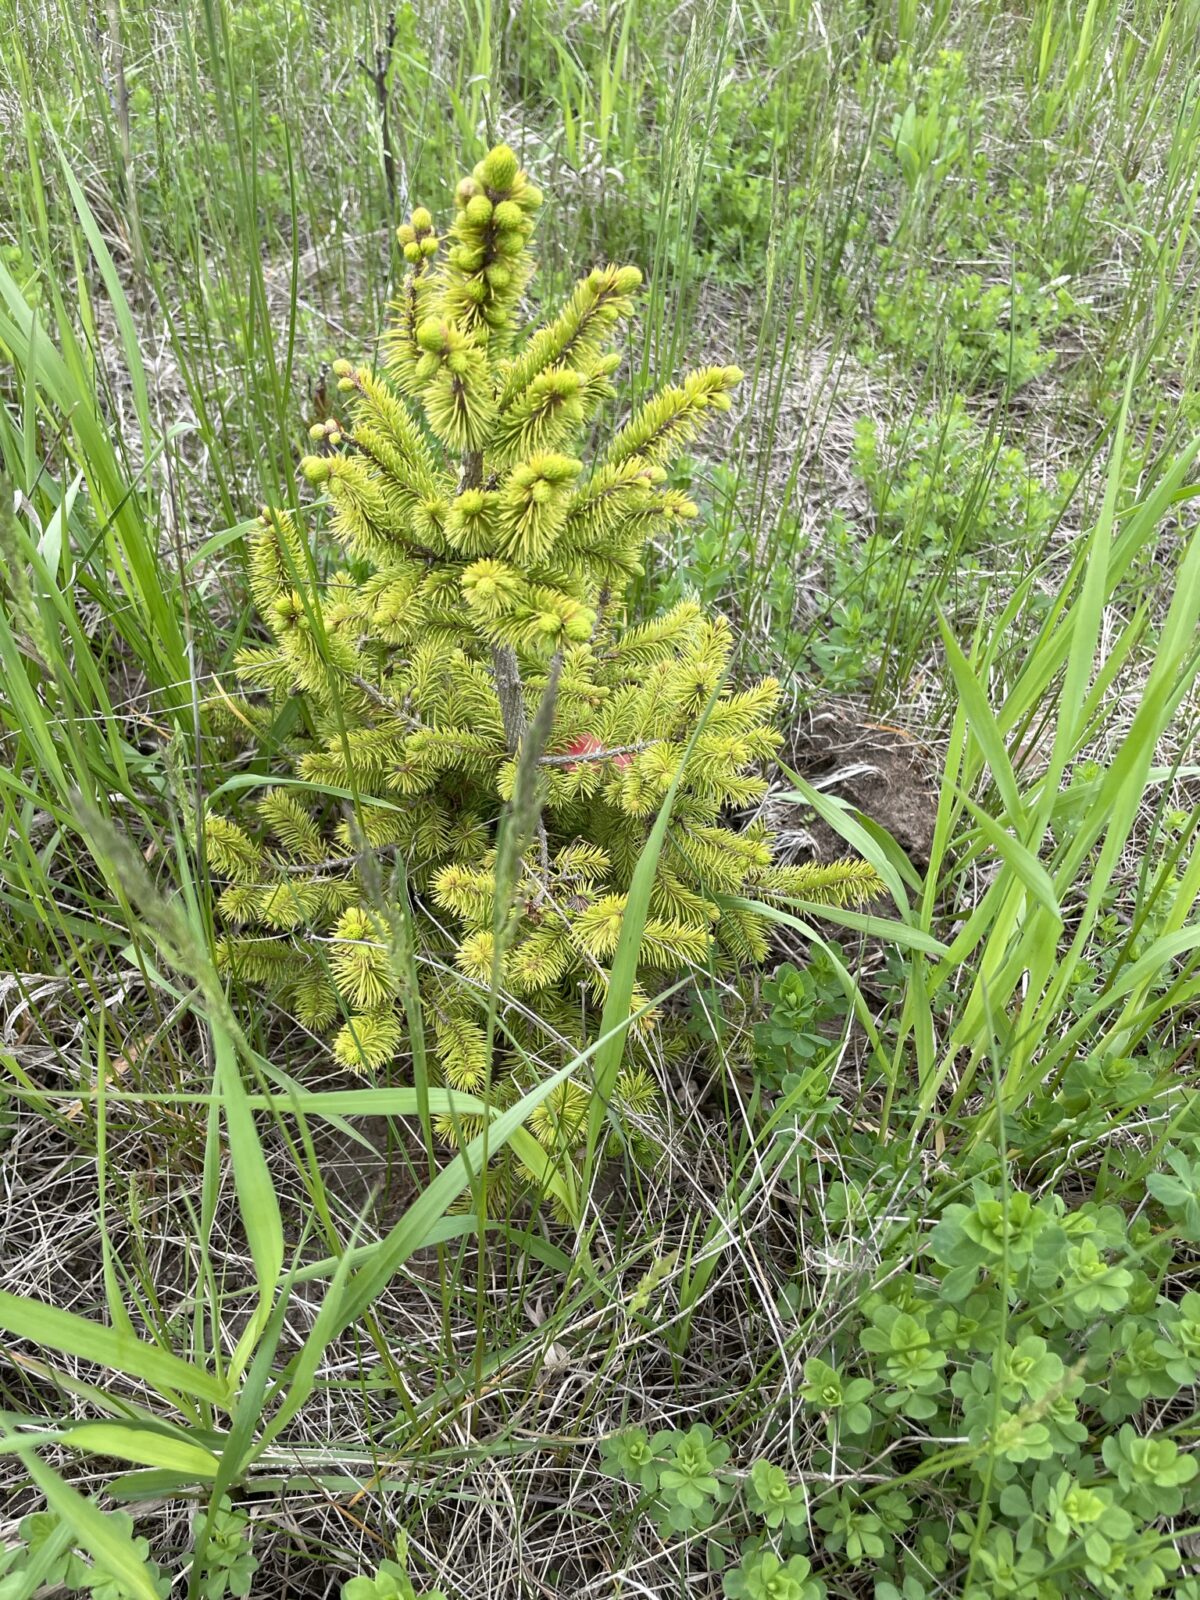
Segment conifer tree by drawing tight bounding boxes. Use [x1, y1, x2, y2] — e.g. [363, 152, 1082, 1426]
[206, 144, 882, 1167]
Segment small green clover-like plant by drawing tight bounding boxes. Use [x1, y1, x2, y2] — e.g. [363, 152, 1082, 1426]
[1039, 1388, 1089, 1456]
[929, 1181, 1050, 1300]
[589, 1118, 1200, 1595]
[597, 1422, 834, 1591]
[0, 1513, 170, 1600]
[754, 957, 846, 1090]
[1147, 1146, 1200, 1238]
[996, 1335, 1063, 1403]
[723, 1548, 824, 1600]
[343, 1561, 410, 1600]
[601, 1425, 662, 1491]
[1086, 1316, 1176, 1420]
[745, 1460, 807, 1532]
[1155, 1290, 1200, 1384]
[934, 1292, 1004, 1353]
[873, 1489, 912, 1539]
[814, 1490, 884, 1566]
[11, 1513, 90, 1591]
[342, 1554, 447, 1600]
[956, 1337, 1070, 1433]
[1061, 1199, 1132, 1252]
[1062, 1238, 1133, 1316]
[89, 1552, 171, 1600]
[962, 1526, 1046, 1600]
[876, 1581, 931, 1600]
[988, 1412, 1055, 1469]
[960, 1187, 1044, 1261]
[194, 1499, 257, 1600]
[1101, 1424, 1198, 1517]
[799, 1357, 873, 1433]
[779, 1066, 841, 1136]
[1041, 1473, 1133, 1564]
[860, 1306, 947, 1418]
[655, 1425, 730, 1532]
[1082, 1527, 1181, 1598]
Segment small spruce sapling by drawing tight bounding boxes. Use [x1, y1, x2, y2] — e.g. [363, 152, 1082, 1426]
[206, 143, 882, 1174]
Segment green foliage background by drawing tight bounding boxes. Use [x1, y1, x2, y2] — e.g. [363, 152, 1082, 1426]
[1, 0, 1200, 1596]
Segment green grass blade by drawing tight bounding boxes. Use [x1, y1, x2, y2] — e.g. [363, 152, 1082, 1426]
[726, 895, 948, 956]
[60, 1423, 219, 1479]
[779, 767, 915, 915]
[959, 798, 1062, 922]
[0, 1289, 225, 1407]
[936, 614, 1026, 829]
[212, 1021, 284, 1384]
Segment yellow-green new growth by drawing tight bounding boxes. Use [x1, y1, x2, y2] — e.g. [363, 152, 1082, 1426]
[208, 143, 883, 1183]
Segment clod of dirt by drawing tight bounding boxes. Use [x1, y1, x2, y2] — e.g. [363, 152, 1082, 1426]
[785, 708, 939, 874]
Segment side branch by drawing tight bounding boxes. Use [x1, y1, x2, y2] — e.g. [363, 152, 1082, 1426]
[539, 740, 657, 767]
